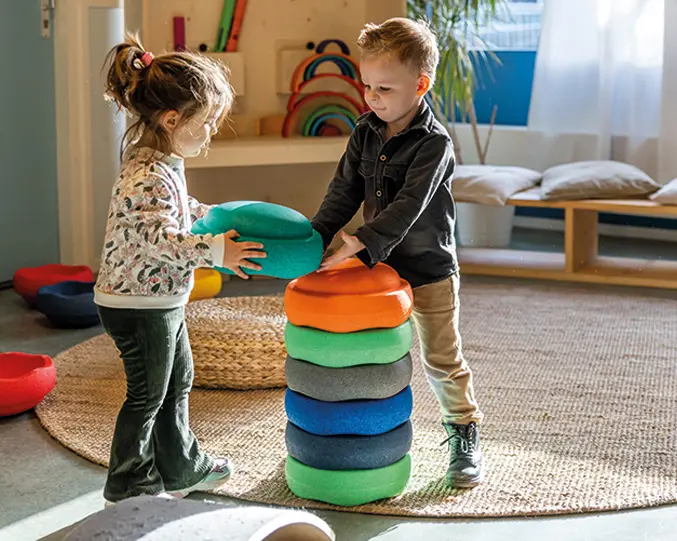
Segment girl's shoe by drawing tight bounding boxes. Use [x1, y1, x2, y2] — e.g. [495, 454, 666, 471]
[104, 491, 174, 508]
[170, 457, 233, 498]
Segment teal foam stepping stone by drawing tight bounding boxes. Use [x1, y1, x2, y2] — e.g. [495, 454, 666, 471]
[285, 354, 412, 401]
[191, 201, 323, 279]
[284, 320, 413, 368]
[285, 454, 412, 506]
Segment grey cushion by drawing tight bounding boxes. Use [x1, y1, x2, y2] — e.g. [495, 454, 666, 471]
[285, 353, 413, 401]
[285, 421, 413, 470]
[540, 160, 660, 201]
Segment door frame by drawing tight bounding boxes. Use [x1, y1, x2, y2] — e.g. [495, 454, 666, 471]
[54, 0, 124, 269]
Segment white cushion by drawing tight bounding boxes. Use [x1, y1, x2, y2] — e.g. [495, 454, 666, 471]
[649, 178, 677, 205]
[452, 165, 542, 206]
[540, 160, 659, 201]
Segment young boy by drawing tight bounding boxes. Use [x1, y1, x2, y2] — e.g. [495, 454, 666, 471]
[311, 17, 484, 488]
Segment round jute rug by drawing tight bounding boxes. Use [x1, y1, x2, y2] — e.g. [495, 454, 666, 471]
[35, 279, 677, 517]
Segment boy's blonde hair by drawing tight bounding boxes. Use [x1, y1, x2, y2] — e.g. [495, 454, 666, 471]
[103, 33, 234, 157]
[357, 18, 439, 83]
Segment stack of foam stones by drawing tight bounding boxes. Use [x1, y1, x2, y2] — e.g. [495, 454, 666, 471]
[283, 258, 415, 506]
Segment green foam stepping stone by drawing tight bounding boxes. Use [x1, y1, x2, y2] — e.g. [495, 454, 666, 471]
[285, 454, 412, 506]
[191, 201, 323, 279]
[284, 320, 414, 368]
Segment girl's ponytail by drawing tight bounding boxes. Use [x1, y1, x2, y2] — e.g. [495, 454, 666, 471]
[104, 33, 150, 115]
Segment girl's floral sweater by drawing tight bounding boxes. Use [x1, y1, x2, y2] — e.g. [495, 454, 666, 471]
[94, 147, 224, 309]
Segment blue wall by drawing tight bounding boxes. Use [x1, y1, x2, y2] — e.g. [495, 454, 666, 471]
[475, 50, 677, 231]
[473, 51, 536, 126]
[0, 2, 60, 283]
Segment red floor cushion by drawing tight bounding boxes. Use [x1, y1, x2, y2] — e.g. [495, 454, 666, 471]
[13, 264, 94, 305]
[0, 353, 56, 416]
[284, 258, 413, 333]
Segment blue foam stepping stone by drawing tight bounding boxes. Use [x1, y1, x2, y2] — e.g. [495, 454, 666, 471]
[285, 420, 413, 470]
[35, 281, 99, 329]
[191, 201, 323, 279]
[285, 454, 412, 506]
[284, 321, 413, 368]
[284, 386, 413, 436]
[285, 354, 412, 401]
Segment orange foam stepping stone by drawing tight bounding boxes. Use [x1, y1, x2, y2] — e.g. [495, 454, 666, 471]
[284, 258, 413, 333]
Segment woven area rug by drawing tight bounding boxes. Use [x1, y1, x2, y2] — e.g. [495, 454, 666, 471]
[35, 279, 677, 517]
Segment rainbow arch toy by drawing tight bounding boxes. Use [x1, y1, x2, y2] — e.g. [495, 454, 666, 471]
[282, 39, 368, 138]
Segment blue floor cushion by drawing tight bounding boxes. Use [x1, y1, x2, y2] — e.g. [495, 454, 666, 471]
[284, 320, 413, 368]
[35, 281, 99, 329]
[191, 201, 323, 279]
[285, 420, 413, 470]
[285, 354, 412, 401]
[284, 386, 413, 436]
[285, 454, 412, 506]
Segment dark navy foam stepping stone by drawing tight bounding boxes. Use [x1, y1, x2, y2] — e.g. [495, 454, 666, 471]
[284, 386, 413, 436]
[35, 281, 100, 329]
[285, 454, 412, 507]
[285, 420, 413, 470]
[285, 354, 412, 401]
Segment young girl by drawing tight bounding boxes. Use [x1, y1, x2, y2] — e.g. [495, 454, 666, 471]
[94, 34, 266, 505]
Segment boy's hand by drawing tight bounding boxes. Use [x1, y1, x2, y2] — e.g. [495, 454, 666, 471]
[222, 229, 266, 280]
[319, 231, 365, 271]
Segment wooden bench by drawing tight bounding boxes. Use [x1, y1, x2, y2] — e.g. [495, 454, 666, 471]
[457, 188, 677, 289]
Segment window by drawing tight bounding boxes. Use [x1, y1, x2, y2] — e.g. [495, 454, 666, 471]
[471, 0, 543, 51]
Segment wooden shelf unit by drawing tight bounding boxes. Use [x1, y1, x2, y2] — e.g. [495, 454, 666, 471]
[458, 188, 677, 289]
[185, 135, 350, 169]
[141, 0, 406, 168]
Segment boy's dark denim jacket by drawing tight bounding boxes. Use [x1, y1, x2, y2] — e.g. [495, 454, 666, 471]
[311, 100, 458, 289]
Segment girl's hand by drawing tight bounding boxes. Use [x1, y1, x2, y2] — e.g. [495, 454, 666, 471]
[222, 229, 266, 279]
[319, 231, 365, 271]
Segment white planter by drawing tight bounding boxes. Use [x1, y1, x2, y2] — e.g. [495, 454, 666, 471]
[456, 202, 515, 248]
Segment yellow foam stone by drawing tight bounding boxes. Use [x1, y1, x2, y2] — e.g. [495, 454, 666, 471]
[189, 269, 222, 301]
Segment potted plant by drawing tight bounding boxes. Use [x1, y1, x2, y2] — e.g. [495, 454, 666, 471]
[407, 0, 517, 248]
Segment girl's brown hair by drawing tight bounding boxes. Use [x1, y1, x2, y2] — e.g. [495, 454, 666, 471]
[103, 33, 234, 157]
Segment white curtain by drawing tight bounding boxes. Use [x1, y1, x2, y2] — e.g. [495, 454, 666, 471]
[528, 0, 677, 183]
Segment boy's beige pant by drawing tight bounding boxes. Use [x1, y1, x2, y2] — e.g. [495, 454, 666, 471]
[411, 273, 484, 426]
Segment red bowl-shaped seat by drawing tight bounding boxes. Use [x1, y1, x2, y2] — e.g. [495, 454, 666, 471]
[0, 353, 56, 416]
[13, 264, 94, 305]
[284, 258, 413, 333]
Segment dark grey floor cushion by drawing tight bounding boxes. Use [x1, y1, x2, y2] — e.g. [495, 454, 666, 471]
[285, 420, 413, 470]
[285, 353, 413, 401]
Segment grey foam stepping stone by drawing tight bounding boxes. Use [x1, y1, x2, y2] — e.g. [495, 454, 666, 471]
[285, 420, 413, 470]
[285, 354, 413, 401]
